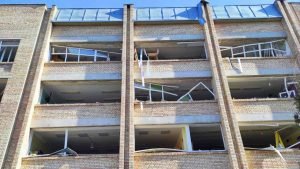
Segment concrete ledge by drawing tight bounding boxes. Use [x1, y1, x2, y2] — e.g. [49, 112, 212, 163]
[134, 151, 230, 169]
[223, 57, 298, 77]
[134, 59, 212, 79]
[245, 149, 300, 169]
[32, 103, 121, 128]
[134, 101, 219, 124]
[42, 62, 122, 80]
[234, 98, 297, 122]
[21, 154, 119, 169]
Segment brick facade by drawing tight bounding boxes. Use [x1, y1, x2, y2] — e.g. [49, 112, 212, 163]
[0, 5, 47, 168]
[0, 1, 299, 169]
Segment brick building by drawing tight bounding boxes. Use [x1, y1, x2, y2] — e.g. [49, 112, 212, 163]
[0, 0, 300, 169]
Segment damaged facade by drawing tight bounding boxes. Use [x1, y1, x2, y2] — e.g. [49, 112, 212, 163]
[0, 0, 300, 169]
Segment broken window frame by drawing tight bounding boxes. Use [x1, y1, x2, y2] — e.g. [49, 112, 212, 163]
[0, 40, 19, 63]
[50, 45, 121, 63]
[278, 77, 298, 98]
[220, 39, 291, 58]
[177, 81, 215, 101]
[134, 81, 178, 102]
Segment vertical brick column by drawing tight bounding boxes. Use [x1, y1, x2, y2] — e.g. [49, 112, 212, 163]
[0, 5, 46, 168]
[276, 0, 300, 65]
[202, 2, 248, 169]
[278, 0, 300, 40]
[119, 4, 135, 169]
[3, 7, 55, 169]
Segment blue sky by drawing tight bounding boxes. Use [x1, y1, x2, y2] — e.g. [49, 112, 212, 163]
[1, 0, 300, 8]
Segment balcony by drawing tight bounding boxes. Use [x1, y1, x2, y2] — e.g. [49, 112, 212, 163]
[23, 126, 120, 168]
[220, 39, 298, 76]
[134, 78, 217, 124]
[229, 76, 297, 122]
[33, 80, 121, 127]
[134, 152, 229, 169]
[43, 44, 122, 81]
[134, 41, 210, 79]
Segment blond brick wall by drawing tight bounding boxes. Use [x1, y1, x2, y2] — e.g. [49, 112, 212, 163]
[134, 152, 230, 169]
[0, 5, 46, 167]
[290, 3, 300, 34]
[42, 62, 122, 80]
[233, 98, 297, 115]
[215, 20, 284, 38]
[290, 3, 300, 22]
[51, 25, 123, 41]
[33, 103, 120, 120]
[21, 154, 119, 169]
[134, 23, 204, 40]
[245, 150, 300, 169]
[134, 101, 218, 117]
[134, 60, 211, 78]
[223, 57, 298, 76]
[0, 63, 12, 78]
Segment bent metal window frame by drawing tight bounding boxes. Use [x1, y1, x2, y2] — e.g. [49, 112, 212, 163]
[220, 39, 291, 58]
[50, 45, 122, 63]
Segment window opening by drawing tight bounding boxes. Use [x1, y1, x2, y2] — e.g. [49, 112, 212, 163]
[135, 126, 187, 152]
[190, 125, 225, 151]
[29, 127, 120, 156]
[0, 40, 19, 63]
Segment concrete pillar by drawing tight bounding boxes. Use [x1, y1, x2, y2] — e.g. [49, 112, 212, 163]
[119, 4, 135, 169]
[201, 2, 249, 169]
